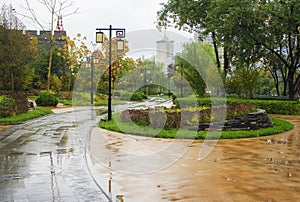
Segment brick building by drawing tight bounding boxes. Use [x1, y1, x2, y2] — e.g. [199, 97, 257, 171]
[26, 30, 67, 50]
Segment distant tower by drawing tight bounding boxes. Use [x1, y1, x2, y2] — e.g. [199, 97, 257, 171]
[56, 15, 64, 31]
[156, 30, 175, 74]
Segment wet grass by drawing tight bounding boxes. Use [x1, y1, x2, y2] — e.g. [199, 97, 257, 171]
[0, 108, 53, 124]
[99, 113, 294, 140]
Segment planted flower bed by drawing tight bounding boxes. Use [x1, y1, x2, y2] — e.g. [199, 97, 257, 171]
[120, 102, 272, 131]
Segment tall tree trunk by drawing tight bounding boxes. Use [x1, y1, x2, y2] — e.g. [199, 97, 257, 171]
[211, 31, 220, 69]
[282, 81, 288, 96]
[268, 67, 280, 96]
[287, 67, 295, 100]
[47, 0, 57, 91]
[11, 72, 14, 92]
[47, 41, 54, 91]
[294, 74, 300, 100]
[223, 47, 229, 76]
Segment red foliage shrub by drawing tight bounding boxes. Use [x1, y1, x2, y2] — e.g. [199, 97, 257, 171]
[120, 102, 258, 130]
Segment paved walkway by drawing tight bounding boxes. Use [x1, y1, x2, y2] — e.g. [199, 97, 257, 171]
[90, 114, 300, 201]
[0, 108, 110, 202]
[0, 98, 174, 202]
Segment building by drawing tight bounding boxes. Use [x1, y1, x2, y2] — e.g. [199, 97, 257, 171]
[26, 30, 67, 50]
[156, 31, 175, 75]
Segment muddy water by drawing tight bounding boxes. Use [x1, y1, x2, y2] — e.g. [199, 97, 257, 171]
[90, 115, 300, 201]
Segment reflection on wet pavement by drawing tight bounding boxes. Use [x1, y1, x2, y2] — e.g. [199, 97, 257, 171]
[0, 109, 109, 201]
[0, 98, 177, 201]
[90, 115, 300, 201]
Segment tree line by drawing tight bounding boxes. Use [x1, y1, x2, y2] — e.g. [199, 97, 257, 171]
[157, 0, 300, 100]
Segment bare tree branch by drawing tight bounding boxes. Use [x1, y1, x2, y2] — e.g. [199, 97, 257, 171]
[21, 0, 46, 30]
[39, 0, 52, 13]
[62, 8, 79, 17]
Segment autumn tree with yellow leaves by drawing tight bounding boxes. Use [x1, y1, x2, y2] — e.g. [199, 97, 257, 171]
[58, 33, 91, 91]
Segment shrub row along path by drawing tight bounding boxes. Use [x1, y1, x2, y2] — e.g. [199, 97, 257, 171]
[0, 97, 173, 202]
[90, 114, 300, 201]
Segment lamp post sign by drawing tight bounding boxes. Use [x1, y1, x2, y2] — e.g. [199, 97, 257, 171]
[96, 25, 125, 121]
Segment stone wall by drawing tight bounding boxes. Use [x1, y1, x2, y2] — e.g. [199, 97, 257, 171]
[26, 30, 67, 51]
[199, 109, 273, 131]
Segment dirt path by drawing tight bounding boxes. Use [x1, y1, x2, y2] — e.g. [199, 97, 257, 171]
[90, 115, 300, 201]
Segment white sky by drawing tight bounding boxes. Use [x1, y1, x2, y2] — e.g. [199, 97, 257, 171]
[0, 0, 193, 54]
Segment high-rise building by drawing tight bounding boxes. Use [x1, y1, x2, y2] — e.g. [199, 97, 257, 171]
[156, 31, 175, 74]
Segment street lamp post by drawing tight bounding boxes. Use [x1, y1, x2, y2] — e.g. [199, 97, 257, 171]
[96, 25, 125, 121]
[180, 64, 183, 97]
[167, 63, 174, 98]
[85, 58, 92, 104]
[90, 56, 98, 104]
[143, 68, 147, 94]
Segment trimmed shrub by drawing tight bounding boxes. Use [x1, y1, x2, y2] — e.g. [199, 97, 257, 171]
[0, 93, 29, 118]
[120, 92, 147, 101]
[36, 91, 58, 106]
[226, 102, 257, 119]
[130, 92, 147, 101]
[175, 97, 300, 115]
[121, 102, 257, 130]
[247, 100, 300, 115]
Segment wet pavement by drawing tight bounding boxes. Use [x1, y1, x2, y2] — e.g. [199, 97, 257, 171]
[1, 97, 299, 201]
[90, 114, 300, 201]
[0, 108, 110, 201]
[0, 97, 173, 202]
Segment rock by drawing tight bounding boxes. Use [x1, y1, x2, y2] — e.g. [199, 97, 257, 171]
[223, 109, 273, 131]
[27, 99, 36, 110]
[56, 103, 64, 108]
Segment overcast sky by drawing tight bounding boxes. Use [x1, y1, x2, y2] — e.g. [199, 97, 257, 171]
[0, 0, 193, 56]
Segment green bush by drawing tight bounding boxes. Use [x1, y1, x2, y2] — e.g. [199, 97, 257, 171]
[120, 91, 147, 101]
[247, 100, 300, 115]
[130, 92, 147, 101]
[0, 93, 29, 118]
[0, 95, 15, 117]
[36, 91, 58, 106]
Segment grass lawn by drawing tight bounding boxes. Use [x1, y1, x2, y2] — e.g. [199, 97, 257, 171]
[0, 108, 53, 124]
[99, 113, 294, 140]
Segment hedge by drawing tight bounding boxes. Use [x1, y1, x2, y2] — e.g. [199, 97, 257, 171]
[175, 97, 300, 115]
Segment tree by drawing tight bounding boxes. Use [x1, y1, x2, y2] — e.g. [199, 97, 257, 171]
[157, 0, 223, 70]
[96, 36, 129, 95]
[0, 4, 37, 91]
[261, 52, 288, 96]
[23, 0, 79, 91]
[255, 0, 300, 100]
[157, 0, 300, 100]
[226, 65, 260, 99]
[174, 42, 216, 97]
[58, 33, 91, 90]
[29, 44, 70, 91]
